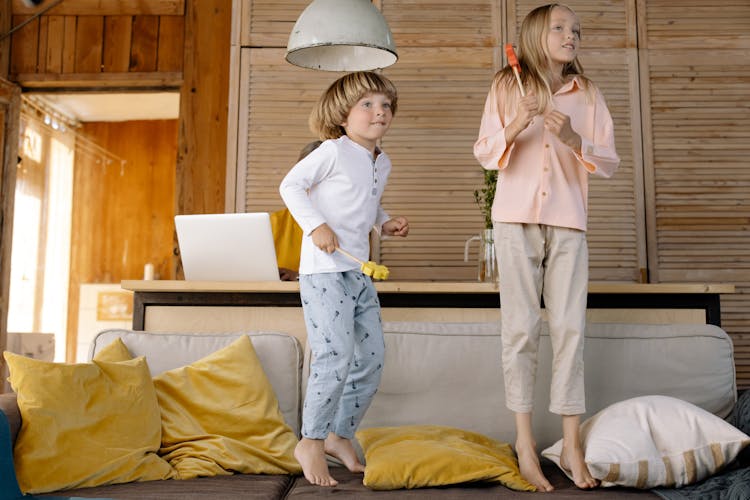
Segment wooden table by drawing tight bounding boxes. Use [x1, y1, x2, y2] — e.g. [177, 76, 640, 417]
[121, 281, 734, 332]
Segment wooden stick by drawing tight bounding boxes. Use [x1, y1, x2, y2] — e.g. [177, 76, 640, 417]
[504, 43, 526, 97]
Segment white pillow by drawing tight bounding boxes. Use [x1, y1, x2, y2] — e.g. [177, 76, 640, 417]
[541, 395, 750, 489]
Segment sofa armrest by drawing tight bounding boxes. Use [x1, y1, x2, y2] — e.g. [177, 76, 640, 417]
[0, 393, 20, 445]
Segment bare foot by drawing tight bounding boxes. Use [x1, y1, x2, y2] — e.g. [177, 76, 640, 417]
[295, 438, 339, 486]
[325, 433, 365, 473]
[516, 441, 554, 492]
[561, 443, 599, 489]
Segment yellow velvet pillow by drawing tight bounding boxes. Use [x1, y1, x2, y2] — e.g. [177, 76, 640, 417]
[93, 336, 133, 362]
[104, 335, 301, 479]
[4, 351, 175, 494]
[356, 425, 535, 491]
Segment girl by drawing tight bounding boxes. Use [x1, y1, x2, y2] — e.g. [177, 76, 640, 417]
[280, 71, 409, 487]
[474, 3, 619, 492]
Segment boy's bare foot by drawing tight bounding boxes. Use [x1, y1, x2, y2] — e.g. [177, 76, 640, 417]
[561, 443, 599, 489]
[516, 441, 554, 492]
[324, 433, 365, 473]
[295, 438, 339, 486]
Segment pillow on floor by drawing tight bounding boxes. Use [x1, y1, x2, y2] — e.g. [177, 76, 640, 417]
[99, 335, 301, 479]
[4, 351, 175, 494]
[542, 395, 750, 489]
[356, 425, 535, 491]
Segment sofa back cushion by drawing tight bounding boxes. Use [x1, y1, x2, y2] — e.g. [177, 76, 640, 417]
[341, 322, 737, 450]
[90, 330, 303, 436]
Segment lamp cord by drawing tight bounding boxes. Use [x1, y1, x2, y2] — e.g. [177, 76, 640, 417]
[1, 0, 65, 42]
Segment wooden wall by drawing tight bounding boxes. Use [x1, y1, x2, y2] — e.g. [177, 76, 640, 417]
[8, 0, 184, 88]
[67, 120, 177, 360]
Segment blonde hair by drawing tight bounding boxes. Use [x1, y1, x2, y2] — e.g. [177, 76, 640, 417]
[309, 71, 398, 140]
[496, 3, 591, 114]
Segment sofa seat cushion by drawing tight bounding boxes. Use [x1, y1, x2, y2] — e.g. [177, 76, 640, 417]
[283, 464, 659, 499]
[37, 474, 293, 499]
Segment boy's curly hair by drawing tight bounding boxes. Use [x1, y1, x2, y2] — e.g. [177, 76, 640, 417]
[310, 71, 398, 140]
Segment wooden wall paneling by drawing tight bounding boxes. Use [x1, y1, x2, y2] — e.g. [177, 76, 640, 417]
[103, 16, 133, 72]
[12, 0, 186, 16]
[381, 0, 498, 47]
[641, 0, 750, 50]
[156, 16, 184, 72]
[644, 49, 750, 283]
[37, 16, 48, 73]
[0, 1, 10, 79]
[0, 80, 21, 388]
[638, 1, 750, 387]
[67, 120, 178, 361]
[10, 16, 38, 74]
[241, 48, 342, 214]
[244, 0, 307, 48]
[175, 0, 231, 221]
[62, 16, 77, 74]
[379, 47, 497, 280]
[44, 16, 65, 73]
[74, 16, 103, 73]
[130, 15, 159, 72]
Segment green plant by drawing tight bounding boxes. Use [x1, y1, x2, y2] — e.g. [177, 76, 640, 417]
[473, 169, 497, 229]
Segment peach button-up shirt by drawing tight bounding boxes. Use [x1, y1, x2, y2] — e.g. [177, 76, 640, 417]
[473, 77, 620, 232]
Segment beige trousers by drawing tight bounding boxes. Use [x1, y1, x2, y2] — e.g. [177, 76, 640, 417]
[494, 222, 588, 415]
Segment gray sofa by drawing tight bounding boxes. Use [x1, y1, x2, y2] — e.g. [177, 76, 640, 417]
[0, 321, 739, 499]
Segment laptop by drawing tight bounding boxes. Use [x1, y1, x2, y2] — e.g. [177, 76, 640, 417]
[175, 212, 280, 281]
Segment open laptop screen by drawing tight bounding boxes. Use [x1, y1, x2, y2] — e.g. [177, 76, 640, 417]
[175, 212, 280, 281]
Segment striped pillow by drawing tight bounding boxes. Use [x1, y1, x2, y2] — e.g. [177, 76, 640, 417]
[541, 395, 750, 488]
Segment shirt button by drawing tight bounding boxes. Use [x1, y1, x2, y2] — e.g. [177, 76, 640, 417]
[544, 167, 549, 171]
[545, 144, 550, 148]
[542, 192, 547, 196]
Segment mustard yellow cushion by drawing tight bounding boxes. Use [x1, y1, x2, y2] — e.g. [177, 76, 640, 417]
[149, 335, 301, 479]
[356, 425, 535, 491]
[270, 208, 303, 272]
[4, 351, 175, 494]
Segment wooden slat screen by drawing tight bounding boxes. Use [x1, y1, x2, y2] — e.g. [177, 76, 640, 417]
[377, 47, 495, 280]
[240, 0, 646, 280]
[639, 0, 750, 388]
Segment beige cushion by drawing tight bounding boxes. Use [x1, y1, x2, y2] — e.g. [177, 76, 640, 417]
[90, 330, 303, 436]
[542, 395, 750, 488]
[346, 322, 737, 449]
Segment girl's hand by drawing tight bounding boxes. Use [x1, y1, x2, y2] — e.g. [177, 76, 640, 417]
[310, 223, 338, 253]
[506, 93, 539, 144]
[382, 216, 409, 237]
[544, 110, 582, 153]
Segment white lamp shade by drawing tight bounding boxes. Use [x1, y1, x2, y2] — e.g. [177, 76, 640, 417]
[286, 0, 398, 71]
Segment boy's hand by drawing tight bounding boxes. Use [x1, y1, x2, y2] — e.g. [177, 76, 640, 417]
[310, 223, 338, 253]
[382, 216, 409, 237]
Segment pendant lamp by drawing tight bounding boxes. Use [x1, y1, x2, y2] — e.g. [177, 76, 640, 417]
[286, 0, 398, 71]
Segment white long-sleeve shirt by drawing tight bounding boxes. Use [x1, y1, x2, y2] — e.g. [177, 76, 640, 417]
[279, 135, 391, 275]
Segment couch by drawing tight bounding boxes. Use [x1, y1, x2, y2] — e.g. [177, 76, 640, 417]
[0, 320, 740, 499]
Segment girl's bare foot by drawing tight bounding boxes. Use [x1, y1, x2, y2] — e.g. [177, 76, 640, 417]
[516, 441, 554, 492]
[295, 438, 339, 486]
[324, 433, 365, 473]
[561, 443, 599, 489]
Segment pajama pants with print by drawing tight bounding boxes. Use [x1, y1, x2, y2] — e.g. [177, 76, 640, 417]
[495, 222, 588, 416]
[299, 270, 385, 440]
